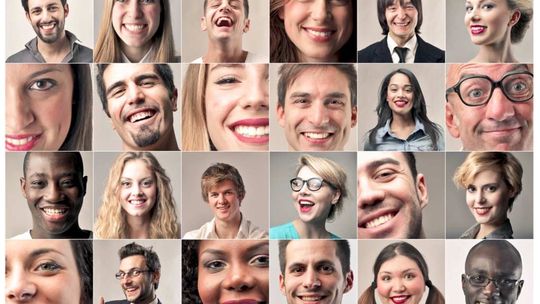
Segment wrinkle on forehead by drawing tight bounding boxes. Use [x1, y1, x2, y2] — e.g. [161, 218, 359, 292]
[446, 64, 532, 87]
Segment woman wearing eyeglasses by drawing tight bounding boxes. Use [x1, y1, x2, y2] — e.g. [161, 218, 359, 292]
[270, 154, 348, 239]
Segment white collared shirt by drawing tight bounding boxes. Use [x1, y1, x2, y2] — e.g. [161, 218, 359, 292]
[121, 47, 154, 63]
[183, 214, 268, 239]
[387, 34, 418, 63]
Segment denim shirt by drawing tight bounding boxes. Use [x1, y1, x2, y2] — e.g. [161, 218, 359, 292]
[459, 218, 514, 239]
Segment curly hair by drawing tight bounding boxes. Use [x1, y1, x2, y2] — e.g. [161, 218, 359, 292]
[182, 240, 202, 304]
[94, 152, 179, 239]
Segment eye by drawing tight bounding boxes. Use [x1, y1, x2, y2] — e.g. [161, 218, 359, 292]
[140, 79, 157, 88]
[210, 193, 219, 198]
[373, 169, 396, 182]
[205, 260, 226, 271]
[121, 181, 132, 188]
[404, 273, 416, 280]
[470, 274, 487, 284]
[326, 99, 345, 108]
[290, 266, 305, 274]
[485, 185, 498, 192]
[35, 262, 61, 274]
[380, 275, 391, 282]
[140, 0, 156, 4]
[29, 79, 56, 91]
[215, 76, 240, 85]
[250, 255, 269, 267]
[467, 185, 477, 193]
[467, 88, 485, 99]
[319, 264, 335, 274]
[60, 179, 75, 188]
[111, 87, 126, 98]
[481, 3, 495, 10]
[141, 179, 154, 188]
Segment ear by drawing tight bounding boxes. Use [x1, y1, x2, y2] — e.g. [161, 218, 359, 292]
[415, 173, 428, 210]
[461, 274, 467, 291]
[509, 10, 521, 27]
[25, 12, 31, 23]
[277, 104, 286, 128]
[278, 7, 285, 20]
[516, 280, 524, 298]
[445, 102, 460, 139]
[153, 271, 161, 288]
[200, 17, 208, 31]
[171, 88, 178, 111]
[64, 3, 69, 17]
[279, 273, 287, 295]
[20, 177, 28, 199]
[332, 190, 341, 205]
[82, 176, 88, 196]
[243, 19, 251, 33]
[350, 106, 358, 128]
[343, 271, 354, 293]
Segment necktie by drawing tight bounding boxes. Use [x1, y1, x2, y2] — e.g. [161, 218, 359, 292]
[395, 47, 408, 63]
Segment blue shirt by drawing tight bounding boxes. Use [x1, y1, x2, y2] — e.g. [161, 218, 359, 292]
[270, 222, 341, 239]
[363, 118, 444, 151]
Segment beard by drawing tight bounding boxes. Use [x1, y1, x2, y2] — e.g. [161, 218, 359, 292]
[32, 19, 65, 44]
[132, 125, 160, 147]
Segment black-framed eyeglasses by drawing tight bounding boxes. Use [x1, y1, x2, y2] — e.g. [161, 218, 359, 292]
[290, 177, 335, 192]
[115, 268, 152, 280]
[463, 273, 522, 290]
[445, 71, 533, 107]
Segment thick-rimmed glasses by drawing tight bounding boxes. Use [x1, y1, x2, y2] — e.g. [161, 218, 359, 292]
[463, 273, 522, 290]
[446, 71, 533, 106]
[290, 177, 335, 192]
[115, 268, 152, 280]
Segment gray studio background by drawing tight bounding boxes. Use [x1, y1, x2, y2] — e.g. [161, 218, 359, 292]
[270, 239, 358, 303]
[5, 0, 94, 59]
[356, 64, 445, 149]
[357, 239, 445, 302]
[445, 240, 533, 303]
[92, 64, 182, 150]
[445, 152, 533, 239]
[5, 152, 94, 238]
[446, 0, 533, 63]
[181, 0, 269, 62]
[269, 64, 359, 151]
[93, 0, 182, 59]
[93, 239, 181, 303]
[93, 151, 182, 236]
[270, 152, 356, 239]
[357, 0, 445, 53]
[358, 151, 446, 239]
[181, 152, 269, 236]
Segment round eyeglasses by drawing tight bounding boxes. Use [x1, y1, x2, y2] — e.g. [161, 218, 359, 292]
[446, 71, 533, 107]
[464, 274, 521, 290]
[290, 177, 335, 192]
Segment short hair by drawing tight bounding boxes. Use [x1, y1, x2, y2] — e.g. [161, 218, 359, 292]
[23, 152, 84, 178]
[118, 242, 161, 289]
[69, 240, 93, 304]
[21, 0, 67, 12]
[402, 152, 418, 179]
[278, 240, 351, 277]
[201, 163, 246, 203]
[377, 0, 423, 35]
[507, 0, 533, 43]
[465, 240, 522, 273]
[295, 155, 348, 221]
[453, 152, 523, 210]
[277, 64, 357, 109]
[203, 0, 249, 18]
[95, 64, 176, 117]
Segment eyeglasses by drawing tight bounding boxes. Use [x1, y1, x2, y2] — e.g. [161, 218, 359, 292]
[115, 268, 152, 280]
[290, 177, 335, 192]
[464, 274, 521, 290]
[446, 71, 533, 107]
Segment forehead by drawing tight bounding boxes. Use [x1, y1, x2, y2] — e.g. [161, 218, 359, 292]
[120, 254, 147, 270]
[285, 240, 341, 266]
[388, 73, 412, 85]
[357, 152, 411, 175]
[26, 153, 78, 174]
[209, 179, 237, 192]
[447, 64, 530, 86]
[122, 159, 152, 175]
[466, 246, 520, 276]
[288, 67, 350, 93]
[28, 0, 63, 9]
[103, 64, 160, 87]
[385, 0, 415, 8]
[206, 0, 244, 9]
[297, 166, 321, 178]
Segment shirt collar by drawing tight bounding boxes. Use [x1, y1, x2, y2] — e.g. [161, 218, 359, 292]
[387, 34, 417, 52]
[121, 46, 154, 63]
[25, 30, 81, 61]
[381, 116, 425, 137]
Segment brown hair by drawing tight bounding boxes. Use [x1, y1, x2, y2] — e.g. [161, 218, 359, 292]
[200, 163, 246, 203]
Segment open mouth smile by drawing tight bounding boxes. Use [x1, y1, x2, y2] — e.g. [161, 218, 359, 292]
[216, 16, 234, 27]
[390, 295, 411, 304]
[394, 99, 409, 108]
[229, 118, 269, 144]
[126, 109, 157, 124]
[296, 294, 327, 302]
[470, 25, 487, 35]
[474, 206, 492, 216]
[40, 206, 69, 221]
[5, 134, 41, 151]
[40, 21, 57, 31]
[123, 23, 148, 34]
[298, 200, 315, 213]
[363, 212, 396, 228]
[303, 27, 335, 42]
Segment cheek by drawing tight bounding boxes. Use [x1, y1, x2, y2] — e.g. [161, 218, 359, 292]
[376, 283, 392, 297]
[197, 272, 220, 303]
[145, 7, 161, 34]
[406, 279, 425, 296]
[111, 7, 122, 32]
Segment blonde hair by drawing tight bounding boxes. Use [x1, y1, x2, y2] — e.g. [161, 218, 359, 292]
[94, 0, 177, 63]
[182, 64, 212, 151]
[94, 152, 179, 238]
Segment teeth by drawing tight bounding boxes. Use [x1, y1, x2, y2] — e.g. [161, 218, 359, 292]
[6, 136, 34, 146]
[299, 201, 315, 207]
[129, 199, 145, 205]
[300, 296, 322, 301]
[306, 29, 332, 37]
[216, 17, 233, 26]
[43, 208, 67, 215]
[124, 24, 145, 31]
[129, 111, 153, 123]
[41, 23, 55, 30]
[234, 125, 269, 137]
[304, 132, 330, 139]
[365, 214, 394, 228]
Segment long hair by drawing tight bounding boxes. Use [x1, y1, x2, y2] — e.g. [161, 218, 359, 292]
[94, 0, 177, 63]
[182, 64, 212, 151]
[60, 64, 92, 151]
[69, 240, 93, 304]
[270, 0, 357, 62]
[94, 152, 179, 239]
[358, 242, 445, 304]
[182, 240, 202, 304]
[366, 68, 442, 150]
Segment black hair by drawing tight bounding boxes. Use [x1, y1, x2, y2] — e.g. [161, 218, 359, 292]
[377, 0, 423, 35]
[23, 152, 84, 177]
[21, 0, 67, 12]
[69, 240, 93, 304]
[118, 242, 161, 289]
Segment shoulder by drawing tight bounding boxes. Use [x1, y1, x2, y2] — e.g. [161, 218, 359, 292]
[191, 56, 203, 63]
[11, 230, 32, 240]
[183, 220, 213, 239]
[245, 51, 268, 63]
[73, 43, 94, 63]
[105, 300, 128, 304]
[357, 38, 389, 62]
[416, 36, 445, 62]
[6, 48, 39, 63]
[270, 222, 297, 239]
[244, 219, 268, 239]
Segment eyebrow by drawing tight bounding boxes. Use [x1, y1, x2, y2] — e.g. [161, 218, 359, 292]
[27, 67, 64, 79]
[27, 172, 78, 179]
[209, 64, 244, 72]
[458, 64, 530, 80]
[29, 248, 64, 260]
[365, 158, 401, 172]
[289, 92, 347, 99]
[105, 73, 161, 97]
[380, 268, 417, 274]
[200, 242, 269, 257]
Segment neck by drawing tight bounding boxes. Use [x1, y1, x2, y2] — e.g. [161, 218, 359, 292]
[31, 222, 86, 239]
[389, 32, 414, 47]
[126, 216, 151, 239]
[214, 213, 242, 239]
[36, 32, 69, 61]
[473, 40, 516, 63]
[299, 52, 338, 63]
[204, 39, 246, 63]
[390, 114, 415, 128]
[292, 218, 329, 239]
[122, 43, 152, 63]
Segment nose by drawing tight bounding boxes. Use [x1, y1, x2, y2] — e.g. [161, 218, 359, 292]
[126, 0, 143, 18]
[125, 83, 145, 106]
[311, 0, 330, 21]
[302, 267, 321, 290]
[240, 75, 268, 112]
[6, 270, 37, 302]
[481, 280, 501, 297]
[308, 103, 330, 127]
[131, 183, 143, 196]
[392, 278, 406, 293]
[485, 88, 515, 121]
[6, 90, 35, 133]
[45, 183, 64, 203]
[357, 176, 385, 208]
[222, 263, 255, 292]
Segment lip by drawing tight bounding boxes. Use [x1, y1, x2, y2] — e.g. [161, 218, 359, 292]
[358, 208, 400, 237]
[123, 286, 139, 296]
[221, 300, 265, 304]
[474, 206, 492, 216]
[394, 99, 409, 108]
[214, 15, 235, 28]
[39, 21, 57, 33]
[5, 134, 41, 151]
[127, 197, 149, 208]
[298, 199, 315, 213]
[124, 107, 158, 124]
[39, 205, 70, 222]
[299, 131, 335, 147]
[482, 127, 521, 137]
[390, 295, 411, 304]
[296, 294, 328, 302]
[392, 20, 411, 30]
[229, 118, 269, 145]
[122, 23, 148, 35]
[470, 25, 487, 35]
[303, 26, 336, 42]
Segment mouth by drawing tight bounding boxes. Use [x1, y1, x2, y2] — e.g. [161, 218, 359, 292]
[296, 295, 327, 302]
[128, 198, 148, 207]
[39, 21, 57, 31]
[390, 295, 411, 304]
[126, 109, 157, 124]
[393, 20, 411, 30]
[123, 23, 148, 34]
[229, 118, 269, 145]
[215, 16, 234, 27]
[394, 99, 409, 108]
[470, 25, 487, 35]
[40, 206, 69, 221]
[124, 286, 139, 296]
[216, 204, 230, 213]
[482, 126, 522, 137]
[298, 200, 315, 213]
[363, 212, 396, 228]
[5, 134, 41, 151]
[303, 27, 335, 42]
[474, 206, 492, 216]
[221, 300, 266, 304]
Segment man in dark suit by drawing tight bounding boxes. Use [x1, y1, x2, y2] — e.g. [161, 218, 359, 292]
[357, 0, 444, 63]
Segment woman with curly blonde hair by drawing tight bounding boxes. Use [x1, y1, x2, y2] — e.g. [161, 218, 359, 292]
[95, 152, 179, 239]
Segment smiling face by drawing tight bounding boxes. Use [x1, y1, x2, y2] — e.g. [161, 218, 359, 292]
[6, 240, 81, 304]
[103, 64, 177, 150]
[119, 159, 157, 219]
[464, 0, 517, 46]
[385, 0, 418, 43]
[197, 240, 269, 304]
[357, 152, 428, 239]
[112, 0, 161, 53]
[21, 152, 86, 238]
[293, 166, 339, 224]
[118, 255, 158, 303]
[6, 64, 73, 151]
[201, 0, 250, 43]
[277, 66, 357, 151]
[205, 64, 269, 151]
[376, 255, 425, 304]
[207, 179, 243, 223]
[386, 73, 414, 118]
[26, 0, 68, 44]
[279, 0, 353, 62]
[446, 64, 533, 151]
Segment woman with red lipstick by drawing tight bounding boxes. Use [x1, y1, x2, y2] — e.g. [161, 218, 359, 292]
[94, 152, 180, 239]
[453, 152, 523, 239]
[363, 68, 443, 151]
[358, 242, 445, 304]
[464, 0, 532, 63]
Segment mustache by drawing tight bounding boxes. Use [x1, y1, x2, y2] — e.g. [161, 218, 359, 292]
[477, 117, 527, 132]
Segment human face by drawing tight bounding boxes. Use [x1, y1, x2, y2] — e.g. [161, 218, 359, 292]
[25, 0, 68, 44]
[357, 152, 428, 239]
[112, 0, 161, 52]
[207, 179, 242, 223]
[198, 240, 269, 304]
[386, 73, 414, 118]
[279, 240, 353, 304]
[119, 159, 157, 220]
[463, 244, 523, 304]
[118, 255, 158, 303]
[464, 0, 518, 46]
[6, 240, 81, 303]
[205, 64, 269, 151]
[6, 64, 73, 151]
[277, 67, 357, 151]
[446, 64, 533, 151]
[201, 0, 250, 42]
[103, 64, 177, 150]
[279, 0, 353, 62]
[466, 169, 513, 228]
[20, 153, 87, 238]
[293, 166, 340, 224]
[385, 0, 418, 44]
[376, 255, 425, 304]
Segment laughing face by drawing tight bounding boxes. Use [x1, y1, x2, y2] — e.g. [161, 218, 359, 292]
[20, 152, 87, 238]
[464, 0, 517, 46]
[277, 66, 357, 151]
[386, 72, 414, 118]
[201, 0, 250, 42]
[357, 152, 428, 239]
[207, 179, 243, 222]
[205, 64, 269, 151]
[26, 0, 68, 44]
[119, 159, 157, 219]
[376, 255, 426, 304]
[118, 255, 159, 303]
[112, 0, 161, 53]
[385, 0, 418, 44]
[103, 64, 178, 151]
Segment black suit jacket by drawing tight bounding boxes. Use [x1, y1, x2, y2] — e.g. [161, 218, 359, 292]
[105, 300, 162, 304]
[357, 35, 445, 63]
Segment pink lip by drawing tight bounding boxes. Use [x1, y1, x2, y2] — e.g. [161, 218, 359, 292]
[390, 295, 411, 304]
[470, 25, 486, 35]
[303, 26, 335, 42]
[229, 118, 269, 145]
[394, 99, 409, 108]
[298, 199, 315, 213]
[5, 134, 41, 151]
[482, 127, 521, 138]
[474, 207, 492, 216]
[358, 207, 398, 228]
[39, 206, 70, 222]
[221, 300, 263, 304]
